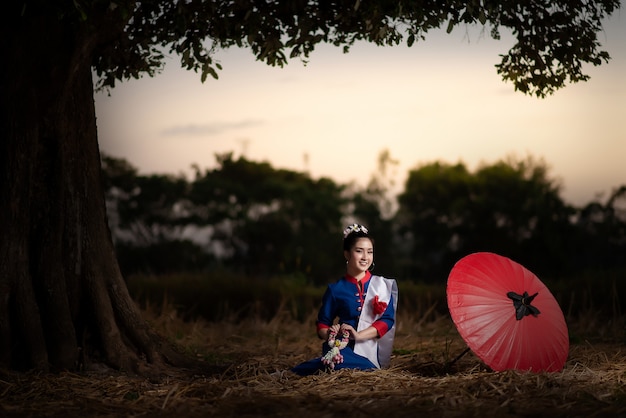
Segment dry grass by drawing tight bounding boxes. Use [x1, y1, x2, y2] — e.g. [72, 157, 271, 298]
[1, 306, 625, 417]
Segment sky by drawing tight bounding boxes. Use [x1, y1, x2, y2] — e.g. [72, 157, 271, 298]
[95, 10, 626, 207]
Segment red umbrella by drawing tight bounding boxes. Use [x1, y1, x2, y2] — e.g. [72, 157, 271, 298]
[447, 252, 569, 372]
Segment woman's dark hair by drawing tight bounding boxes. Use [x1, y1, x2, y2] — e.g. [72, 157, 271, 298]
[342, 224, 374, 251]
[343, 231, 374, 252]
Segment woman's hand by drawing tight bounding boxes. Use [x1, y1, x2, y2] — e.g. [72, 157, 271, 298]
[319, 324, 341, 341]
[339, 324, 357, 340]
[340, 324, 379, 341]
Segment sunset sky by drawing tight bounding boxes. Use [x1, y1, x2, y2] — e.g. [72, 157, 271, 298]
[95, 11, 625, 207]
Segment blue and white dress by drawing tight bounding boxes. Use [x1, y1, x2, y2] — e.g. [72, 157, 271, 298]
[291, 271, 398, 375]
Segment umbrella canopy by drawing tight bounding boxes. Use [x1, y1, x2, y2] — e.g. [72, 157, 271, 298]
[447, 252, 569, 372]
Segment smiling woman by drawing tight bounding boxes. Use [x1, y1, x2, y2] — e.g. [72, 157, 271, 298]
[290, 224, 399, 376]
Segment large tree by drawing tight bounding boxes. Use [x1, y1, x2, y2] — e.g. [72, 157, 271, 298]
[0, 0, 620, 372]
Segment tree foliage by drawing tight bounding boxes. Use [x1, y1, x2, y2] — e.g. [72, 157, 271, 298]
[396, 156, 580, 280]
[189, 153, 347, 280]
[104, 153, 626, 284]
[103, 153, 348, 282]
[63, 0, 618, 97]
[573, 185, 626, 270]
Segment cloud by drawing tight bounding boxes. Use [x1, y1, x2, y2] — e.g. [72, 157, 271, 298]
[160, 119, 264, 137]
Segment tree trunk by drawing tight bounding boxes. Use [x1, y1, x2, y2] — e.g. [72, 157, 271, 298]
[0, 8, 189, 373]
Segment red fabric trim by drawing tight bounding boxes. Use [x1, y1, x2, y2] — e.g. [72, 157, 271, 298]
[344, 270, 371, 285]
[372, 320, 389, 337]
[316, 322, 330, 332]
[345, 271, 371, 312]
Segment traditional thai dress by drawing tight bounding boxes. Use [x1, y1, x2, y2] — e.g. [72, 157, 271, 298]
[291, 270, 398, 375]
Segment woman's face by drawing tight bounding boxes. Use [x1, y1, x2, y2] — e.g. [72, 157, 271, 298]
[344, 237, 373, 276]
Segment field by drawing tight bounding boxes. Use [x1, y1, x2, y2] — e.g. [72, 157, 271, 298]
[1, 303, 625, 417]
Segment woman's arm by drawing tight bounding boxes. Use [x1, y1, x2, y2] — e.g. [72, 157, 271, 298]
[341, 293, 396, 340]
[316, 285, 338, 339]
[339, 324, 379, 341]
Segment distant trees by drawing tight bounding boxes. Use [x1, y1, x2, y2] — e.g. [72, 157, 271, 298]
[572, 185, 626, 271]
[104, 153, 626, 284]
[102, 155, 207, 274]
[103, 153, 348, 282]
[396, 156, 576, 280]
[189, 153, 347, 280]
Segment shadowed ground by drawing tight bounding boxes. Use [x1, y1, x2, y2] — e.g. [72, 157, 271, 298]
[1, 308, 624, 417]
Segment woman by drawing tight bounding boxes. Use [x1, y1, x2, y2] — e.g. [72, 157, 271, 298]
[291, 223, 398, 375]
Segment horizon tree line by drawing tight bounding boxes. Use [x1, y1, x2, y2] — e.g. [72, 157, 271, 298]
[102, 151, 626, 284]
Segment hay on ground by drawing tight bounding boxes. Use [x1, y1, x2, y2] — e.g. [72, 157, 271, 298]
[1, 309, 625, 417]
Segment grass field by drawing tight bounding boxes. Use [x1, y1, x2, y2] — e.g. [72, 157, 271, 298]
[1, 301, 625, 417]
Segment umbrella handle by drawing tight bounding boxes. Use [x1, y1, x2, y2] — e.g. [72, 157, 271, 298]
[447, 347, 471, 368]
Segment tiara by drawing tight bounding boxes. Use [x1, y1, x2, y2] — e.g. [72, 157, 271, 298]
[343, 223, 368, 239]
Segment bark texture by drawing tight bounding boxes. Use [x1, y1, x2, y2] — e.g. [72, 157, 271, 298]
[0, 7, 189, 372]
